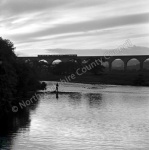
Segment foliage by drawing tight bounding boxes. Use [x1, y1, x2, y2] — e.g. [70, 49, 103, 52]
[51, 61, 80, 75]
[51, 58, 105, 75]
[0, 37, 43, 115]
[0, 37, 16, 63]
[85, 57, 105, 75]
[15, 61, 41, 95]
[133, 74, 148, 86]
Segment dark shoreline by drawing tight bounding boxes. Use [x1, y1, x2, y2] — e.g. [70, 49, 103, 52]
[42, 72, 149, 87]
[45, 80, 149, 87]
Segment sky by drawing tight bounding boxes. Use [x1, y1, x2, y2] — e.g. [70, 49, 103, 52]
[0, 0, 149, 56]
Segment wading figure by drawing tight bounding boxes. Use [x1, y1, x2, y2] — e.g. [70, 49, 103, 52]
[56, 83, 59, 93]
[56, 83, 59, 99]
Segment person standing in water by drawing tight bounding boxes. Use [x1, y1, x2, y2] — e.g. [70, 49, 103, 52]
[56, 83, 59, 99]
[56, 83, 59, 93]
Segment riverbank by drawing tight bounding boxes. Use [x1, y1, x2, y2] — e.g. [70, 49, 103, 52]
[43, 71, 149, 86]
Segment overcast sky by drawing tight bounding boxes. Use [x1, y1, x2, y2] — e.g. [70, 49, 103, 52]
[0, 0, 149, 56]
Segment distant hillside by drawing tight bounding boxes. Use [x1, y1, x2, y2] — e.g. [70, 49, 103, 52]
[45, 46, 149, 56]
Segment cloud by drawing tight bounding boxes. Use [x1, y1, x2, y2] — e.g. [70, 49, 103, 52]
[7, 13, 149, 43]
[0, 0, 71, 16]
[31, 12, 149, 36]
[44, 46, 149, 56]
[0, 0, 149, 56]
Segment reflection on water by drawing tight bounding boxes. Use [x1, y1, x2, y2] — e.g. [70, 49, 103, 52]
[0, 94, 40, 150]
[85, 93, 102, 108]
[0, 82, 149, 150]
[68, 92, 82, 106]
[0, 109, 31, 150]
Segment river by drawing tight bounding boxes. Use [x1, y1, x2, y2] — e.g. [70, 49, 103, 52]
[0, 82, 149, 150]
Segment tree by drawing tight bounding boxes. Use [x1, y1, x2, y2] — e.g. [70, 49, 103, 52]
[51, 61, 80, 75]
[0, 37, 43, 115]
[0, 37, 18, 98]
[85, 57, 105, 75]
[133, 74, 148, 86]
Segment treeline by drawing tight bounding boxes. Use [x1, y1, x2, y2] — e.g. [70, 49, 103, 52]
[33, 58, 105, 80]
[34, 58, 149, 86]
[52, 59, 105, 75]
[0, 37, 45, 115]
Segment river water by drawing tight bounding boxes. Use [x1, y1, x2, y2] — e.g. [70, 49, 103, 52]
[0, 82, 149, 150]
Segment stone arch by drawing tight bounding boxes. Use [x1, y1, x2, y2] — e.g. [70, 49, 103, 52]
[82, 59, 88, 64]
[38, 59, 49, 69]
[25, 59, 31, 63]
[74, 58, 82, 65]
[143, 58, 149, 70]
[127, 58, 140, 71]
[102, 61, 109, 71]
[39, 59, 49, 64]
[52, 59, 62, 65]
[111, 59, 124, 71]
[33, 60, 48, 72]
[24, 59, 35, 66]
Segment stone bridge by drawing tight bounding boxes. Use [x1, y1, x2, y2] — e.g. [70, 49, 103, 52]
[18, 54, 149, 71]
[18, 55, 78, 64]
